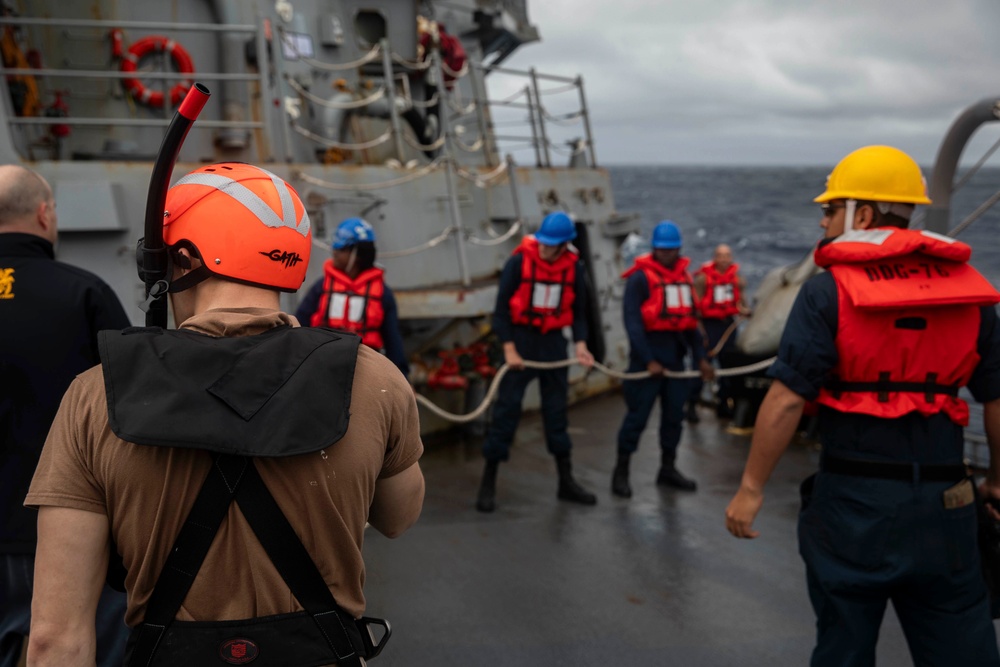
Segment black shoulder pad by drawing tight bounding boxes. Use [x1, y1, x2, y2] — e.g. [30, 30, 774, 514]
[99, 326, 360, 457]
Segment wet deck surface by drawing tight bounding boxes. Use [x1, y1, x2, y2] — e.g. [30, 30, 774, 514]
[362, 392, 975, 666]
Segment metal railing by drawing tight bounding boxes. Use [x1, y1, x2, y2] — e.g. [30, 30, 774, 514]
[0, 16, 267, 142]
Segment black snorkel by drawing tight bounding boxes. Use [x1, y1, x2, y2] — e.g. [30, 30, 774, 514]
[137, 83, 211, 327]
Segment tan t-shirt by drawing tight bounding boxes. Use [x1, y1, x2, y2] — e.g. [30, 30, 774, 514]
[26, 308, 422, 627]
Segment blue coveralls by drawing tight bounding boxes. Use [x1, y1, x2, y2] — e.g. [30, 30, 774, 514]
[773, 270, 1000, 667]
[483, 253, 589, 462]
[296, 277, 410, 376]
[617, 269, 705, 459]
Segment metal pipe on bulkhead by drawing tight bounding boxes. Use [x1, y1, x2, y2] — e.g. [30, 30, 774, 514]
[925, 97, 1000, 234]
[210, 0, 251, 150]
[379, 38, 406, 161]
[576, 76, 597, 168]
[529, 68, 551, 167]
[434, 49, 471, 287]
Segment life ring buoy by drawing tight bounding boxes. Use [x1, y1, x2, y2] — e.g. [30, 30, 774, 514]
[120, 35, 194, 108]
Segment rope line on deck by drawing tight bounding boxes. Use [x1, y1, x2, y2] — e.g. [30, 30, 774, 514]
[416, 357, 777, 423]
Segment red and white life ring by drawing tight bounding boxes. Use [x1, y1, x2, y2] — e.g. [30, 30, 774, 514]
[120, 35, 194, 108]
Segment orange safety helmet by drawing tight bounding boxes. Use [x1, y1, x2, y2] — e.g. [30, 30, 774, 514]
[163, 163, 311, 292]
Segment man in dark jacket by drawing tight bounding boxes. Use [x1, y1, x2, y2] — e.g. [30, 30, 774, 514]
[0, 165, 130, 667]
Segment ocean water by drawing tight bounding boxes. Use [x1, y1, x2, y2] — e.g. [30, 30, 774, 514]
[607, 165, 1000, 298]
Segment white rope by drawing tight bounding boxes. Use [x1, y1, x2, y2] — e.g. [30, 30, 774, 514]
[280, 31, 382, 70]
[455, 161, 509, 188]
[402, 131, 447, 152]
[440, 58, 469, 80]
[453, 134, 484, 153]
[447, 96, 477, 116]
[494, 88, 529, 105]
[380, 226, 456, 258]
[297, 158, 444, 191]
[285, 77, 386, 109]
[416, 357, 777, 423]
[291, 122, 393, 150]
[391, 52, 432, 71]
[405, 91, 441, 109]
[466, 220, 521, 246]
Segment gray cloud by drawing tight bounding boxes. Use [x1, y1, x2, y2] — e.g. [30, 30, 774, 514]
[488, 0, 1000, 164]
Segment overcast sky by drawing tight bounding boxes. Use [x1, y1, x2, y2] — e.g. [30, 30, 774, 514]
[490, 0, 1000, 166]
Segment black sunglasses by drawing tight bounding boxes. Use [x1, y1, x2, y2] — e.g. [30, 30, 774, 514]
[819, 202, 846, 217]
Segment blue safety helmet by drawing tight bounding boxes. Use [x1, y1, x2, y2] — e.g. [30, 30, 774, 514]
[332, 217, 376, 249]
[535, 211, 577, 245]
[651, 220, 682, 249]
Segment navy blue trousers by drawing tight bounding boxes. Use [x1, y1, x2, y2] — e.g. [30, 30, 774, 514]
[616, 362, 688, 458]
[798, 473, 1000, 667]
[0, 553, 128, 667]
[690, 316, 736, 404]
[483, 366, 571, 461]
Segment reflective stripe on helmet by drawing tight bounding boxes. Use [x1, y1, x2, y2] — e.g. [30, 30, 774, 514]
[173, 167, 311, 237]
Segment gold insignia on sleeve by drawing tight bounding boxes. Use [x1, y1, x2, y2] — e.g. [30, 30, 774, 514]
[0, 268, 14, 299]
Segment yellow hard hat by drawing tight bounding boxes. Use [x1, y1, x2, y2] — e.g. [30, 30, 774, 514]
[814, 145, 932, 205]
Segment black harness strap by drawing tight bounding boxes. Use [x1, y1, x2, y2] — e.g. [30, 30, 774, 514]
[129, 454, 248, 667]
[128, 454, 368, 667]
[235, 461, 366, 666]
[826, 371, 960, 403]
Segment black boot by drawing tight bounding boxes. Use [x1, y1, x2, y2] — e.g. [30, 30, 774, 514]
[556, 455, 597, 505]
[611, 452, 632, 498]
[656, 453, 697, 491]
[684, 401, 700, 424]
[476, 460, 499, 513]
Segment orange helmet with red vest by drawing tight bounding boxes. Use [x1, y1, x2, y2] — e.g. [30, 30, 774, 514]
[163, 163, 311, 292]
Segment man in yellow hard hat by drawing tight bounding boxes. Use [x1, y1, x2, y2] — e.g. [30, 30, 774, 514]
[725, 145, 1000, 664]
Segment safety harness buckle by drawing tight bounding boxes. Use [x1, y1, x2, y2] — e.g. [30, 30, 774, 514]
[356, 616, 392, 659]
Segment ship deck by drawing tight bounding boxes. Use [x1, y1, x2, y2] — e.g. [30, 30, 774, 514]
[361, 391, 951, 666]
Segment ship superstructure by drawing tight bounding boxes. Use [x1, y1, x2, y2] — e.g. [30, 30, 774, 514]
[0, 0, 641, 428]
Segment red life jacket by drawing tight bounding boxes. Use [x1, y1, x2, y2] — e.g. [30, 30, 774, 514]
[508, 236, 578, 334]
[309, 260, 386, 350]
[622, 254, 698, 332]
[813, 228, 1000, 425]
[696, 261, 742, 318]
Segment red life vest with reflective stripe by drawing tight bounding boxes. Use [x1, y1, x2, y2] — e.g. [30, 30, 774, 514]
[310, 260, 386, 350]
[622, 254, 698, 332]
[696, 261, 742, 318]
[813, 228, 1000, 425]
[508, 236, 578, 334]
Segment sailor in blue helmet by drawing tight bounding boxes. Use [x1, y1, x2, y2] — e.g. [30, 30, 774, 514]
[611, 221, 713, 498]
[296, 218, 409, 376]
[476, 211, 597, 512]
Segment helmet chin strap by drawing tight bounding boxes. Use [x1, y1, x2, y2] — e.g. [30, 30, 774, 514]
[844, 199, 857, 233]
[346, 246, 357, 275]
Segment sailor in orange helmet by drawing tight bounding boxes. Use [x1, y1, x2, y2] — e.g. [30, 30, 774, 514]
[26, 163, 424, 667]
[725, 146, 1000, 664]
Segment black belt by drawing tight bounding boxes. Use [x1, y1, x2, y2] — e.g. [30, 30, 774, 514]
[821, 455, 967, 483]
